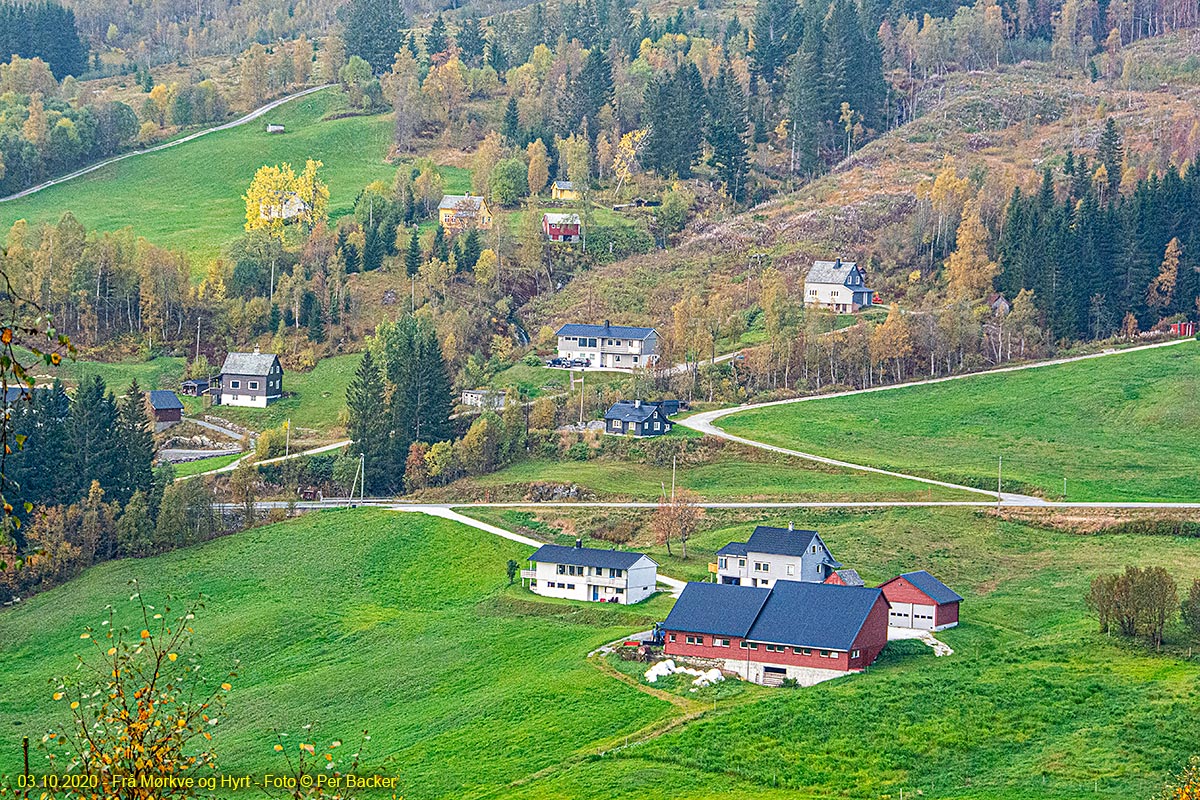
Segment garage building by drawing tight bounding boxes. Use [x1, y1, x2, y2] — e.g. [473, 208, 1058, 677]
[879, 570, 961, 631]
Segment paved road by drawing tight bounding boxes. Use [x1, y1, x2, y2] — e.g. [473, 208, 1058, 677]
[159, 448, 240, 463]
[0, 85, 334, 204]
[680, 337, 1196, 503]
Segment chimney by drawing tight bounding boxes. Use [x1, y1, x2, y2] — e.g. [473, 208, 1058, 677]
[788, 521, 794, 532]
[575, 538, 582, 549]
[604, 319, 611, 331]
[253, 345, 261, 355]
[634, 399, 642, 408]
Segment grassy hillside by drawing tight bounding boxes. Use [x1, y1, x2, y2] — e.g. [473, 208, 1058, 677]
[208, 353, 362, 439]
[0, 90, 395, 263]
[490, 505, 1200, 799]
[0, 510, 674, 799]
[717, 342, 1199, 501]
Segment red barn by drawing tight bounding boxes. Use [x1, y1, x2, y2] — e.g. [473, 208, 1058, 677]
[824, 568, 864, 586]
[662, 580, 890, 686]
[878, 571, 962, 631]
[542, 212, 581, 242]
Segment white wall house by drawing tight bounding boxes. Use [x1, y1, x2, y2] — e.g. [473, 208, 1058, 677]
[804, 259, 875, 312]
[215, 349, 283, 408]
[522, 542, 658, 604]
[715, 524, 842, 587]
[555, 321, 658, 369]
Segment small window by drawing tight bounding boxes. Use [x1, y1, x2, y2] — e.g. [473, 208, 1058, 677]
[615, 587, 624, 594]
[715, 638, 730, 647]
[249, 381, 259, 390]
[739, 559, 746, 567]
[557, 565, 566, 574]
[801, 648, 811, 656]
[786, 564, 795, 576]
[230, 380, 240, 389]
[819, 650, 830, 658]
[669, 634, 676, 642]
[851, 649, 860, 659]
[567, 584, 575, 590]
[718, 557, 727, 569]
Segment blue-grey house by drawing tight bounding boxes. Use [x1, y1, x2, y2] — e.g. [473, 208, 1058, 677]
[715, 524, 842, 587]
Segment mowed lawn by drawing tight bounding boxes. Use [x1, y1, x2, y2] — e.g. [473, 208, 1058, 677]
[0, 510, 674, 800]
[492, 506, 1200, 800]
[467, 456, 971, 501]
[718, 341, 1200, 501]
[0, 89, 395, 263]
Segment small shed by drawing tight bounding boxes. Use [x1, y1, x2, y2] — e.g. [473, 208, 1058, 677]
[551, 180, 581, 201]
[180, 378, 210, 397]
[542, 212, 581, 242]
[266, 123, 285, 134]
[879, 571, 962, 631]
[147, 390, 184, 431]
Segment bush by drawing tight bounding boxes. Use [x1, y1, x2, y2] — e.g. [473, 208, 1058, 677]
[566, 441, 591, 461]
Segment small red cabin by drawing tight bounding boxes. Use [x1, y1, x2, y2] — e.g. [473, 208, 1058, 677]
[1169, 321, 1195, 337]
[542, 212, 581, 243]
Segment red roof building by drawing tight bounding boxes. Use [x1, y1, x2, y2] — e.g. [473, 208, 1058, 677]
[878, 571, 962, 631]
[542, 212, 581, 243]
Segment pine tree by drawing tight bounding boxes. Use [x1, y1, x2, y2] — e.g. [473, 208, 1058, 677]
[66, 376, 118, 503]
[502, 97, 522, 144]
[750, 0, 800, 90]
[346, 351, 391, 493]
[344, 0, 407, 73]
[113, 381, 155, 506]
[707, 65, 750, 202]
[432, 224, 449, 261]
[1097, 118, 1123, 197]
[787, 21, 826, 175]
[425, 14, 450, 59]
[405, 227, 422, 276]
[457, 17, 487, 66]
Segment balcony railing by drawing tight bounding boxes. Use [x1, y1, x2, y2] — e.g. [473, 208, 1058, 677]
[708, 562, 719, 574]
[519, 569, 537, 579]
[587, 575, 627, 588]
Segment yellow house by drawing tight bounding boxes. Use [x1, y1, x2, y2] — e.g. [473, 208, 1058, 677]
[551, 180, 581, 201]
[438, 194, 493, 231]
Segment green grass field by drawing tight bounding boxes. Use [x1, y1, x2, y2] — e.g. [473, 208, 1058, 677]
[0, 510, 673, 800]
[718, 342, 1200, 501]
[170, 452, 243, 476]
[485, 364, 630, 398]
[2, 506, 1200, 798]
[0, 90, 395, 263]
[465, 456, 970, 501]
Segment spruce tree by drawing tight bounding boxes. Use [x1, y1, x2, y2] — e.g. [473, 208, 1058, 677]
[66, 376, 118, 503]
[344, 0, 407, 74]
[346, 351, 391, 493]
[707, 65, 751, 202]
[405, 227, 422, 276]
[113, 381, 155, 506]
[502, 97, 522, 144]
[425, 14, 450, 59]
[457, 17, 487, 66]
[1097, 118, 1123, 196]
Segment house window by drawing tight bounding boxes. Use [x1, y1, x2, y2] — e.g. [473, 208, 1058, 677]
[634, 356, 639, 363]
[669, 634, 676, 642]
[786, 564, 795, 576]
[739, 641, 758, 650]
[557, 564, 566, 575]
[718, 557, 727, 569]
[739, 559, 746, 567]
[566, 584, 575, 590]
[799, 648, 811, 656]
[819, 650, 830, 658]
[249, 381, 259, 390]
[653, 421, 660, 431]
[715, 638, 730, 647]
[685, 635, 704, 646]
[811, 545, 818, 553]
[754, 562, 769, 573]
[765, 644, 783, 652]
[230, 380, 240, 389]
[616, 356, 621, 362]
[615, 587, 624, 594]
[851, 649, 860, 659]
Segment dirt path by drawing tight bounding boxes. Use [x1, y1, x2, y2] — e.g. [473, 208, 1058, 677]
[0, 85, 333, 203]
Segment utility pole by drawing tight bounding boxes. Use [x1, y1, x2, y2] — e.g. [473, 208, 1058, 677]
[671, 455, 676, 501]
[578, 370, 585, 425]
[997, 455, 1003, 506]
[360, 453, 366, 502]
[195, 317, 201, 361]
[285, 418, 291, 457]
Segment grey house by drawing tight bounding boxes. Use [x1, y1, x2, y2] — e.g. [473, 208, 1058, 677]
[215, 350, 282, 408]
[716, 524, 842, 587]
[604, 400, 672, 437]
[804, 259, 875, 312]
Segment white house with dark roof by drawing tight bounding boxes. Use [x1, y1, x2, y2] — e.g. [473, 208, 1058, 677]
[522, 541, 658, 604]
[715, 524, 842, 587]
[555, 321, 658, 369]
[215, 349, 283, 408]
[804, 259, 875, 312]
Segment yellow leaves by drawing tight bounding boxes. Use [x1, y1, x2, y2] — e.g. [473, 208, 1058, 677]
[220, 683, 232, 692]
[167, 653, 177, 662]
[140, 630, 150, 639]
[273, 744, 284, 752]
[80, 633, 90, 639]
[49, 352, 61, 366]
[52, 692, 64, 701]
[299, 743, 316, 754]
[0, 327, 11, 344]
[203, 732, 212, 741]
[325, 753, 333, 761]
[107, 647, 117, 656]
[177, 718, 186, 728]
[70, 701, 79, 710]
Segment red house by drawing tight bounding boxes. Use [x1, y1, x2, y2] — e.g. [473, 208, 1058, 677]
[878, 571, 961, 631]
[661, 580, 890, 686]
[542, 212, 581, 243]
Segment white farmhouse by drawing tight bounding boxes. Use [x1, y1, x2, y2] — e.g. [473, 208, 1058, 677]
[804, 259, 875, 312]
[555, 321, 658, 369]
[715, 524, 842, 587]
[522, 541, 658, 604]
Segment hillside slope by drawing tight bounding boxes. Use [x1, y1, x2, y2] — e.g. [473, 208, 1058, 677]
[524, 32, 1200, 331]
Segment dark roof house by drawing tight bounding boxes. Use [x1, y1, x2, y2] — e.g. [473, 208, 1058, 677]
[557, 323, 657, 340]
[147, 390, 184, 430]
[603, 399, 672, 437]
[527, 543, 656, 571]
[878, 570, 962, 631]
[715, 524, 842, 586]
[216, 350, 283, 408]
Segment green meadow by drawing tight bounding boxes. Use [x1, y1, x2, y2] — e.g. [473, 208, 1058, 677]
[717, 341, 1200, 501]
[0, 90, 396, 263]
[3, 506, 1199, 798]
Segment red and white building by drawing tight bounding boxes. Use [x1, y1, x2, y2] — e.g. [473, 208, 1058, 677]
[662, 581, 890, 686]
[542, 212, 582, 242]
[878, 571, 961, 631]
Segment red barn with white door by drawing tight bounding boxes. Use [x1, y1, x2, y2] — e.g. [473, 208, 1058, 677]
[878, 571, 962, 631]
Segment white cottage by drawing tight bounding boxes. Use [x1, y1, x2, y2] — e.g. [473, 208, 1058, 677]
[522, 541, 658, 604]
[804, 259, 875, 312]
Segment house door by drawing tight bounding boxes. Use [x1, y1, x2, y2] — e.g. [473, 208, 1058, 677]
[889, 602, 913, 628]
[913, 604, 936, 630]
[592, 586, 599, 601]
[721, 576, 741, 585]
